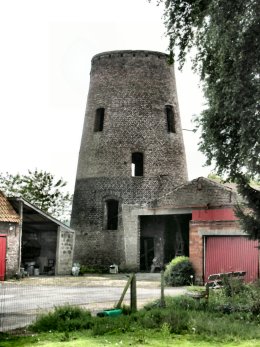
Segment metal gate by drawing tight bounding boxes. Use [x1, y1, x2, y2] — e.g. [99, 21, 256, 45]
[205, 236, 259, 283]
[0, 235, 7, 281]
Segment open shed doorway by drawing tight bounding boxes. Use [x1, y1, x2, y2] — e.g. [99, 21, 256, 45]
[9, 199, 59, 276]
[22, 229, 57, 275]
[140, 214, 191, 271]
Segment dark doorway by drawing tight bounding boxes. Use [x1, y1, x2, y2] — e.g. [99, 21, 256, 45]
[164, 214, 191, 264]
[140, 214, 191, 271]
[140, 237, 154, 271]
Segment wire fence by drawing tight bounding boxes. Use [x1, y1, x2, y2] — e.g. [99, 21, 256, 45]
[0, 274, 185, 332]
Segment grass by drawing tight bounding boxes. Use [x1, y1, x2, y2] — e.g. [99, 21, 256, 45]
[1, 330, 260, 347]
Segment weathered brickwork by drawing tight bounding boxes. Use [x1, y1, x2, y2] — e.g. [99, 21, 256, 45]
[56, 227, 75, 275]
[157, 177, 237, 208]
[76, 50, 187, 181]
[0, 222, 20, 277]
[71, 50, 188, 267]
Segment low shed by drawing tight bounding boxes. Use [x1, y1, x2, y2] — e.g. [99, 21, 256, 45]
[0, 191, 75, 279]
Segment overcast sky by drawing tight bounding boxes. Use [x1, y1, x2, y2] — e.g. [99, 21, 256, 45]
[0, 0, 213, 192]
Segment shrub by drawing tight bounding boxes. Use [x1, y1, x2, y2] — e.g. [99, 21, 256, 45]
[30, 305, 92, 332]
[164, 256, 195, 286]
[222, 275, 246, 297]
[207, 281, 260, 319]
[79, 265, 108, 275]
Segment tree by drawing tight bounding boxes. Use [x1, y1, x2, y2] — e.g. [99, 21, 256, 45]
[0, 169, 72, 223]
[155, 0, 260, 239]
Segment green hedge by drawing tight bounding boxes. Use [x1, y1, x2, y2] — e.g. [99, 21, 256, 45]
[164, 256, 195, 286]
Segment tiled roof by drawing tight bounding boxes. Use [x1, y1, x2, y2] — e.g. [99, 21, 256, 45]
[0, 191, 20, 223]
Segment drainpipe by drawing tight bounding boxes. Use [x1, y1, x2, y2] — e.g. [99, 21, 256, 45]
[18, 200, 23, 272]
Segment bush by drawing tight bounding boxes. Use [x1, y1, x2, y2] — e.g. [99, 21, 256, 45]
[164, 256, 195, 286]
[79, 265, 108, 275]
[30, 305, 92, 332]
[209, 282, 260, 320]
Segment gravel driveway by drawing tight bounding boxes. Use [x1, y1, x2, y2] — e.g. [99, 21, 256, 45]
[0, 273, 186, 332]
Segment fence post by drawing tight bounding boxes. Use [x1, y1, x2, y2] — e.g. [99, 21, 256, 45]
[116, 274, 133, 309]
[130, 273, 137, 312]
[160, 270, 166, 307]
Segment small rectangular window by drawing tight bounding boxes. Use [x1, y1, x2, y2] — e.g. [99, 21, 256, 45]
[106, 199, 119, 230]
[132, 152, 143, 176]
[94, 108, 105, 132]
[165, 105, 175, 133]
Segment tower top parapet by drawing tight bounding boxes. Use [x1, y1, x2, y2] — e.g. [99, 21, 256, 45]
[92, 50, 168, 64]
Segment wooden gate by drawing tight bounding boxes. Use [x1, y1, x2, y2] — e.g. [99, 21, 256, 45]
[205, 236, 259, 283]
[0, 235, 7, 281]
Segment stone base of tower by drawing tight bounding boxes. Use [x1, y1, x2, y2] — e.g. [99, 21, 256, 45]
[72, 231, 124, 268]
[69, 177, 260, 284]
[70, 176, 188, 270]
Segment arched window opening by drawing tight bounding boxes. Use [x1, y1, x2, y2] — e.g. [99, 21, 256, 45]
[132, 152, 143, 177]
[94, 108, 105, 132]
[165, 105, 175, 133]
[106, 199, 119, 230]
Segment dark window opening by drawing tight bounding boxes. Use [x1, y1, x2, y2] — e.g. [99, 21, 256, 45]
[132, 152, 143, 176]
[106, 199, 119, 230]
[165, 105, 175, 133]
[94, 108, 105, 132]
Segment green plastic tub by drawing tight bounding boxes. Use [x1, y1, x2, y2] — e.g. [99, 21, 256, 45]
[97, 309, 122, 317]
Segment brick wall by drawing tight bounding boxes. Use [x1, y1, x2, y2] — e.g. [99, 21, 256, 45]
[56, 227, 75, 275]
[158, 177, 237, 208]
[0, 222, 20, 277]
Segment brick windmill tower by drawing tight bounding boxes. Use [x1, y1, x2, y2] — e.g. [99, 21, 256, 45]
[71, 50, 188, 270]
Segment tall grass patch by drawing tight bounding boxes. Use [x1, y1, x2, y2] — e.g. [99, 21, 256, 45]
[30, 305, 93, 332]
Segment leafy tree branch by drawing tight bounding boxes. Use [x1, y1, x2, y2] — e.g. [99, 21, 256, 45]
[155, 0, 260, 238]
[0, 169, 72, 224]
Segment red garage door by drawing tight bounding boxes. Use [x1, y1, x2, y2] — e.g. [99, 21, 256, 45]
[205, 236, 259, 283]
[0, 235, 7, 281]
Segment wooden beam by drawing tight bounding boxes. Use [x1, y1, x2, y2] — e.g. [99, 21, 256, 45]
[116, 274, 133, 309]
